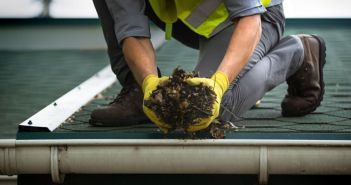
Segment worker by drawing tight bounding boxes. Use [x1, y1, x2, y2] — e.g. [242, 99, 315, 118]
[89, 0, 326, 133]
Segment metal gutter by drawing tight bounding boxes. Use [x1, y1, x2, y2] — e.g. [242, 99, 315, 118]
[1, 139, 351, 184]
[0, 175, 17, 185]
[8, 139, 351, 146]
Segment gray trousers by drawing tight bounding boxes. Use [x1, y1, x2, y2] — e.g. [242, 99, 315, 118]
[93, 1, 304, 121]
[194, 6, 304, 121]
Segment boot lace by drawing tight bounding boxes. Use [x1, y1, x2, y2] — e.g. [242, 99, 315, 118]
[109, 86, 134, 104]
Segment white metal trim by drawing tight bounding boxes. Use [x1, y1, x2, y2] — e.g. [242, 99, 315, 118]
[18, 66, 116, 131]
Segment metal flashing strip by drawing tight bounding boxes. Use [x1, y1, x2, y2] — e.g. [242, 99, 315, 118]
[18, 66, 116, 132]
[18, 26, 166, 132]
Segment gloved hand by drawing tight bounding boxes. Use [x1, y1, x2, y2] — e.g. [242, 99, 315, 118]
[185, 71, 229, 132]
[142, 74, 172, 133]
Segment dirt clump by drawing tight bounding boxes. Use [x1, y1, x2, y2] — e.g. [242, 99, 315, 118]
[144, 68, 216, 132]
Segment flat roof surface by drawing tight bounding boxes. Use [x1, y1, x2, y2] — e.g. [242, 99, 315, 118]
[0, 50, 108, 139]
[1, 19, 350, 140]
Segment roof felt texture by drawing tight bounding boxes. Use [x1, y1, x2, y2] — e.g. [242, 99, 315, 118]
[0, 50, 108, 139]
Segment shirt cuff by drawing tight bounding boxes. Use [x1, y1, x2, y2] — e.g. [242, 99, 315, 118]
[114, 14, 151, 44]
[223, 0, 267, 20]
[231, 6, 266, 19]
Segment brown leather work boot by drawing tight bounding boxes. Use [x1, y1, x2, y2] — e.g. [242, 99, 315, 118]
[89, 84, 149, 126]
[281, 34, 326, 117]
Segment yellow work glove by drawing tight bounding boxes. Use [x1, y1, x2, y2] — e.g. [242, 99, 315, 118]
[185, 71, 229, 132]
[142, 74, 172, 133]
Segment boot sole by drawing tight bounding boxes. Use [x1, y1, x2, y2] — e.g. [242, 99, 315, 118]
[282, 35, 327, 117]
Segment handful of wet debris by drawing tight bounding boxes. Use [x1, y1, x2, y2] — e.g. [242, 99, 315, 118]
[144, 68, 217, 133]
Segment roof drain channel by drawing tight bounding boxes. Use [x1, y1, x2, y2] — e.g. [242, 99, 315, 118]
[50, 146, 65, 184]
[259, 146, 268, 185]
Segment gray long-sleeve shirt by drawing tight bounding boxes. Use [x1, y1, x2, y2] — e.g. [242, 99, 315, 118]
[105, 0, 284, 44]
[224, 0, 283, 20]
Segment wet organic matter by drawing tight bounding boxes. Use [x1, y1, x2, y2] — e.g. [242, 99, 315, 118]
[144, 68, 216, 132]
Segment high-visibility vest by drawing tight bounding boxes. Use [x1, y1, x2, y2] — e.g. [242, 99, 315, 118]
[149, 0, 271, 39]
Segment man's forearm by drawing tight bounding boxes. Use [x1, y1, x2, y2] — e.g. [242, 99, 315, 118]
[122, 37, 158, 85]
[218, 14, 262, 82]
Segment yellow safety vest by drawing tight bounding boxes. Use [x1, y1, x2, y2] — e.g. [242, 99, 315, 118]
[149, 0, 271, 39]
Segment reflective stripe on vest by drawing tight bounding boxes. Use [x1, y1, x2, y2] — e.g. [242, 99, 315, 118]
[149, 0, 272, 39]
[185, 0, 223, 28]
[180, 0, 271, 38]
[175, 0, 228, 38]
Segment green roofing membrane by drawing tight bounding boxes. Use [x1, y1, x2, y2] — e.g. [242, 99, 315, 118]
[0, 50, 108, 139]
[1, 19, 351, 140]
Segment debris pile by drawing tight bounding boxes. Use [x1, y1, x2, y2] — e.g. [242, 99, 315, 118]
[144, 68, 216, 132]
